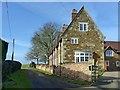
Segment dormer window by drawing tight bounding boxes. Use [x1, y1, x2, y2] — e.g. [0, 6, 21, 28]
[79, 22, 88, 31]
[106, 50, 113, 56]
[71, 38, 78, 44]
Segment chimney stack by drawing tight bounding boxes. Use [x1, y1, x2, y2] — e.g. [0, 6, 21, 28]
[72, 9, 77, 20]
[62, 24, 68, 32]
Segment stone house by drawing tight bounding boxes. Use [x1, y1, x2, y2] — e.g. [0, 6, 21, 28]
[48, 6, 105, 81]
[104, 41, 120, 71]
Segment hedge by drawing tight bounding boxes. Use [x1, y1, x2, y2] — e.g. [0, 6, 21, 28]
[2, 60, 22, 82]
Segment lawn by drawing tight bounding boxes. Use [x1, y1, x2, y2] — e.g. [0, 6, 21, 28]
[3, 70, 32, 88]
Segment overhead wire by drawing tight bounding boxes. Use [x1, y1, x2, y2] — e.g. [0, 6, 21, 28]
[6, 0, 12, 41]
[58, 2, 71, 25]
[6, 0, 15, 60]
[58, 2, 70, 14]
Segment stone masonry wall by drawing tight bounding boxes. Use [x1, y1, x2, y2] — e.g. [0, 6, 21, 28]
[36, 64, 54, 74]
[54, 63, 92, 81]
[104, 48, 120, 71]
[62, 7, 104, 70]
[36, 63, 92, 81]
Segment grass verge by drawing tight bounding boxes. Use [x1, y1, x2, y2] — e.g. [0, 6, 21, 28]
[3, 70, 32, 88]
[21, 64, 29, 68]
[30, 68, 52, 76]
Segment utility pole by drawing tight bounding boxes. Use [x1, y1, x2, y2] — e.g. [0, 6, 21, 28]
[11, 38, 15, 61]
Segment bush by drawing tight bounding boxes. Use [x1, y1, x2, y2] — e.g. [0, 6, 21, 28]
[12, 61, 22, 72]
[29, 62, 36, 68]
[2, 60, 22, 82]
[98, 66, 104, 77]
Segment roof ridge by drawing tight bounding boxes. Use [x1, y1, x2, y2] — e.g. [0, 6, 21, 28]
[105, 41, 120, 42]
[61, 6, 85, 37]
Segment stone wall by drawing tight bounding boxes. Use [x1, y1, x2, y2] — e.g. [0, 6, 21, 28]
[36, 64, 54, 74]
[54, 63, 92, 81]
[36, 63, 92, 81]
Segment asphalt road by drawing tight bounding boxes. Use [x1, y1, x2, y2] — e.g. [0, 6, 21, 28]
[23, 69, 120, 89]
[23, 69, 80, 88]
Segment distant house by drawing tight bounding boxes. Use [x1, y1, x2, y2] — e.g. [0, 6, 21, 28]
[104, 41, 120, 71]
[0, 39, 8, 61]
[48, 6, 105, 81]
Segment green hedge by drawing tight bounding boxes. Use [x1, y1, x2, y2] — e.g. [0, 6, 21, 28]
[29, 62, 36, 68]
[2, 60, 22, 82]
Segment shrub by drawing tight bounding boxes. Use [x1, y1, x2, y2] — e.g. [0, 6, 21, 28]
[12, 61, 22, 72]
[98, 66, 104, 77]
[2, 60, 22, 82]
[29, 62, 36, 68]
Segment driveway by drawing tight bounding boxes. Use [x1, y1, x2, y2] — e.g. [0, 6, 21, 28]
[23, 69, 80, 88]
[93, 71, 120, 89]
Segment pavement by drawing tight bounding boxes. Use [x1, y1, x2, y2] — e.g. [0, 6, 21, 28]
[92, 71, 120, 89]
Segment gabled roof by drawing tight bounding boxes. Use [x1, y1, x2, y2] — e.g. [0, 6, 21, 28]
[61, 6, 104, 40]
[61, 6, 85, 37]
[104, 41, 120, 53]
[49, 6, 104, 55]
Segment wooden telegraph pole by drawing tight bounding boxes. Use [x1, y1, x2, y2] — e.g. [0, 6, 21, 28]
[11, 38, 15, 61]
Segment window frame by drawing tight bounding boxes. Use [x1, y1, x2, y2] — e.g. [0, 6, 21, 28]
[75, 51, 92, 63]
[71, 38, 78, 44]
[79, 22, 88, 31]
[116, 61, 120, 67]
[105, 60, 109, 66]
[105, 50, 113, 57]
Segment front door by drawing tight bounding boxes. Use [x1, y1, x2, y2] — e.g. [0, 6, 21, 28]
[104, 60, 109, 71]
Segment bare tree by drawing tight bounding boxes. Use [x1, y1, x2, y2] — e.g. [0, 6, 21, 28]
[25, 22, 60, 64]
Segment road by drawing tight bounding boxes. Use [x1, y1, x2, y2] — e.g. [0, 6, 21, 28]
[23, 69, 80, 88]
[23, 69, 120, 89]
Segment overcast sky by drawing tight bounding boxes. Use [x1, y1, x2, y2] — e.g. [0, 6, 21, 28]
[2, 2, 118, 64]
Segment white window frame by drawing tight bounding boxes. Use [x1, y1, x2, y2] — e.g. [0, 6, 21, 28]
[71, 38, 78, 44]
[75, 51, 92, 63]
[105, 60, 109, 66]
[79, 22, 88, 31]
[105, 50, 113, 57]
[116, 61, 120, 67]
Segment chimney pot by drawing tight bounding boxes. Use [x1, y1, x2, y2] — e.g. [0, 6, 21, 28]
[62, 24, 68, 32]
[72, 9, 77, 20]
